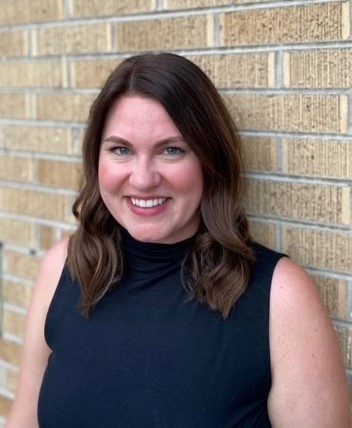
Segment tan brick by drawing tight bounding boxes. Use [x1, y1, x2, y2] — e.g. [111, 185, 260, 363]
[0, 61, 64, 88]
[36, 159, 82, 189]
[0, 94, 27, 119]
[225, 94, 348, 133]
[3, 126, 72, 155]
[71, 128, 85, 156]
[0, 218, 35, 247]
[188, 53, 275, 88]
[0, 394, 12, 418]
[0, 0, 63, 25]
[1, 188, 69, 222]
[6, 368, 19, 394]
[284, 48, 352, 89]
[242, 136, 277, 172]
[221, 2, 350, 47]
[0, 339, 21, 366]
[39, 225, 58, 250]
[3, 280, 32, 309]
[166, 0, 277, 8]
[313, 275, 348, 320]
[0, 31, 28, 56]
[35, 24, 111, 56]
[116, 15, 213, 51]
[282, 227, 352, 274]
[336, 326, 352, 369]
[246, 180, 350, 226]
[71, 0, 155, 17]
[248, 220, 277, 249]
[283, 138, 352, 180]
[71, 59, 121, 88]
[0, 155, 33, 183]
[3, 310, 26, 339]
[36, 93, 96, 122]
[5, 250, 42, 281]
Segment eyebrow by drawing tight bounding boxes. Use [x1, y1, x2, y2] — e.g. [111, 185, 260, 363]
[102, 135, 187, 148]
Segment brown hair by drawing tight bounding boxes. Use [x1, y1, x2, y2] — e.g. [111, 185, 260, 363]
[68, 53, 255, 317]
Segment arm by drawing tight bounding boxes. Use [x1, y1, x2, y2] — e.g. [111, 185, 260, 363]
[268, 257, 350, 427]
[6, 239, 68, 428]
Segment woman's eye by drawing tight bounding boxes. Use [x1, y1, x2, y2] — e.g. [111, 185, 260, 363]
[113, 147, 131, 156]
[163, 147, 185, 156]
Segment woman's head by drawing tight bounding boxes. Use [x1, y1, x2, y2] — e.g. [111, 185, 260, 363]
[76, 53, 245, 240]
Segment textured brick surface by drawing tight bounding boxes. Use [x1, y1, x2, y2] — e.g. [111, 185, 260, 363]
[221, 2, 350, 47]
[0, 0, 63, 25]
[0, 94, 27, 119]
[36, 93, 96, 122]
[0, 31, 28, 56]
[3, 281, 32, 309]
[166, 0, 277, 8]
[4, 251, 42, 281]
[247, 180, 350, 226]
[116, 15, 213, 51]
[282, 138, 352, 179]
[35, 24, 111, 55]
[71, 0, 155, 17]
[36, 159, 82, 189]
[0, 61, 64, 88]
[314, 275, 348, 321]
[336, 326, 352, 368]
[39, 225, 59, 250]
[2, 126, 72, 154]
[225, 94, 348, 133]
[71, 59, 121, 88]
[3, 310, 26, 339]
[0, 218, 35, 247]
[189, 53, 275, 88]
[282, 227, 352, 274]
[0, 155, 33, 183]
[242, 136, 278, 172]
[248, 220, 277, 249]
[284, 48, 352, 88]
[0, 396, 12, 419]
[0, 339, 21, 366]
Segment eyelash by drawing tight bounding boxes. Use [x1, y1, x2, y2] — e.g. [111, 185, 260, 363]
[110, 146, 186, 156]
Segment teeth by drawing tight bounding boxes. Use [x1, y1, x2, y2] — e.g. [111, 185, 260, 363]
[131, 198, 166, 208]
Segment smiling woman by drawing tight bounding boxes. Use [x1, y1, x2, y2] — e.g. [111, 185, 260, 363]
[6, 53, 350, 428]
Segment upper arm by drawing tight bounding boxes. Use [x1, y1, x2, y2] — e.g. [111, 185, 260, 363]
[268, 257, 350, 428]
[6, 238, 68, 428]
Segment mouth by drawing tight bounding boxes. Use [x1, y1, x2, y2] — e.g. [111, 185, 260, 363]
[130, 197, 167, 208]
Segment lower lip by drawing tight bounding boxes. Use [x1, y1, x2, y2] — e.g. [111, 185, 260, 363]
[127, 198, 169, 217]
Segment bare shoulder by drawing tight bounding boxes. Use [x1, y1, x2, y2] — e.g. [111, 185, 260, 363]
[268, 257, 350, 427]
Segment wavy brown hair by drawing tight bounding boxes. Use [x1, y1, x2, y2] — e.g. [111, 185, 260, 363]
[68, 53, 255, 317]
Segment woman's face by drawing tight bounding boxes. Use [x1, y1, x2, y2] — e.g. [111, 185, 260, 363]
[98, 94, 204, 244]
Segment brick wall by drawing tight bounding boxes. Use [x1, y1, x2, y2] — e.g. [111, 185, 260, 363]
[0, 0, 351, 423]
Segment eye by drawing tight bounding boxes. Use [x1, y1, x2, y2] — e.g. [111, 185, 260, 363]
[113, 146, 132, 156]
[163, 147, 185, 156]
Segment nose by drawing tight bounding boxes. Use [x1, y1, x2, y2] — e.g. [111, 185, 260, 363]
[129, 157, 161, 190]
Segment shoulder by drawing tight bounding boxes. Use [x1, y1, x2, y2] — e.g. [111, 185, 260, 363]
[268, 257, 350, 426]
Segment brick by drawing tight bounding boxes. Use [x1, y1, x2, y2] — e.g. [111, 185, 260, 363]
[0, 155, 33, 183]
[2, 126, 72, 155]
[3, 310, 26, 339]
[36, 93, 96, 122]
[0, 395, 12, 419]
[3, 280, 32, 309]
[0, 31, 28, 57]
[166, 0, 277, 8]
[71, 0, 155, 17]
[248, 220, 277, 249]
[70, 58, 121, 88]
[1, 188, 69, 222]
[242, 136, 277, 172]
[282, 138, 352, 180]
[0, 61, 64, 88]
[336, 326, 352, 369]
[0, 94, 27, 119]
[313, 275, 348, 320]
[282, 227, 352, 274]
[0, 0, 63, 25]
[224, 94, 348, 133]
[4, 250, 42, 281]
[246, 180, 350, 226]
[35, 24, 111, 56]
[220, 2, 350, 47]
[0, 218, 35, 247]
[188, 53, 275, 88]
[284, 48, 352, 89]
[71, 128, 85, 156]
[6, 368, 19, 394]
[116, 15, 213, 51]
[0, 339, 21, 366]
[39, 225, 58, 250]
[36, 159, 82, 189]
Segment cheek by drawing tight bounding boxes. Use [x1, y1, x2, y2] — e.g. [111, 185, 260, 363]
[174, 163, 203, 199]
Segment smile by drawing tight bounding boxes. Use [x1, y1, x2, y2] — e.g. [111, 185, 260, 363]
[130, 198, 167, 208]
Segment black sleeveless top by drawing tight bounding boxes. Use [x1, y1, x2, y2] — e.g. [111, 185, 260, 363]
[38, 234, 285, 427]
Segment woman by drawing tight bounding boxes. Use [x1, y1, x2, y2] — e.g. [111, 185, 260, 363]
[7, 53, 350, 427]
